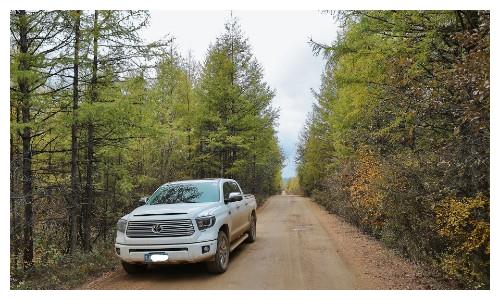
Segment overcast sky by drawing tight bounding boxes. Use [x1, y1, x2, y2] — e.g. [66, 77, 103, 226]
[142, 11, 339, 178]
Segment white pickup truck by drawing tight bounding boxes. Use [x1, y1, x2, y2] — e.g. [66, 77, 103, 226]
[115, 178, 257, 274]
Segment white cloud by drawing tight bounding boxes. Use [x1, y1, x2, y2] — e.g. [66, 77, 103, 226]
[143, 10, 338, 178]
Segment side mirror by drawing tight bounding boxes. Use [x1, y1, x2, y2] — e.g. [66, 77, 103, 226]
[225, 192, 243, 204]
[138, 196, 148, 206]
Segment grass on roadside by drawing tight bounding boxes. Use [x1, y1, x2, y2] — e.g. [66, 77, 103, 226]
[11, 242, 119, 290]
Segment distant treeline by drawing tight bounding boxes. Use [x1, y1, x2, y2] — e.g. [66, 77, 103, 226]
[10, 10, 283, 286]
[297, 11, 489, 289]
[284, 177, 302, 195]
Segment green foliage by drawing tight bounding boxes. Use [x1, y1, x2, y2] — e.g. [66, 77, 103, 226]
[298, 10, 489, 289]
[194, 18, 283, 194]
[10, 11, 283, 288]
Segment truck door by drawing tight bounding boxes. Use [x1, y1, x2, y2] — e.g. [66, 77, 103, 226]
[223, 182, 243, 242]
[231, 181, 251, 229]
[223, 181, 246, 240]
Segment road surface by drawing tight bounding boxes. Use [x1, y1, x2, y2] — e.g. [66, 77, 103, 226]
[84, 195, 435, 290]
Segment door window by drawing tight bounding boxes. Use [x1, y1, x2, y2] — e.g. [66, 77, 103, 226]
[223, 182, 232, 200]
[229, 182, 242, 194]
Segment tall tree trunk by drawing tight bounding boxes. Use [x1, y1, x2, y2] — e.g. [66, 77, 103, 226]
[186, 54, 192, 176]
[17, 10, 34, 269]
[10, 106, 20, 269]
[83, 10, 98, 252]
[102, 163, 109, 241]
[69, 10, 81, 253]
[10, 130, 16, 268]
[252, 135, 256, 194]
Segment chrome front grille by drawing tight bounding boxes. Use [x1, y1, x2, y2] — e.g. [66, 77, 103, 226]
[126, 219, 195, 238]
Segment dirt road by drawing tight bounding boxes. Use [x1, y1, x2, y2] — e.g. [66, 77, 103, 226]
[84, 195, 440, 289]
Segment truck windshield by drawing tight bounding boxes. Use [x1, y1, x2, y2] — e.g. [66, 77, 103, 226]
[147, 181, 220, 205]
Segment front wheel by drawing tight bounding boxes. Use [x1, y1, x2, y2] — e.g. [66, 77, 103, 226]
[121, 260, 147, 274]
[245, 213, 256, 243]
[206, 230, 230, 274]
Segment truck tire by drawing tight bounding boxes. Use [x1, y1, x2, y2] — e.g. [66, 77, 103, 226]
[206, 230, 229, 274]
[245, 213, 257, 243]
[121, 260, 147, 274]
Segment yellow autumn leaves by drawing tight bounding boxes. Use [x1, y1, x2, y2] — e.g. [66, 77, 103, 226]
[435, 194, 490, 287]
[348, 149, 385, 231]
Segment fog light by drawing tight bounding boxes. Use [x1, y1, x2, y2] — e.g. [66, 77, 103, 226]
[116, 247, 120, 255]
[202, 245, 210, 254]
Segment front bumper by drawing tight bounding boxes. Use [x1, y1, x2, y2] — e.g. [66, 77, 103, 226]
[115, 239, 217, 264]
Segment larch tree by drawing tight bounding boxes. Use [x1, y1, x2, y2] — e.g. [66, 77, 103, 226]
[195, 17, 282, 193]
[10, 10, 74, 268]
[78, 10, 171, 251]
[69, 10, 81, 254]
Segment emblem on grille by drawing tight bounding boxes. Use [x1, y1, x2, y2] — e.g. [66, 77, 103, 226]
[152, 224, 162, 233]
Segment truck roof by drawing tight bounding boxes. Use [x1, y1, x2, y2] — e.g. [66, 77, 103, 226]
[162, 178, 235, 185]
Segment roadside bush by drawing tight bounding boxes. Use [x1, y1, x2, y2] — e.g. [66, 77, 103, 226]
[378, 154, 447, 262]
[321, 160, 356, 223]
[435, 194, 490, 288]
[348, 149, 384, 234]
[11, 241, 118, 290]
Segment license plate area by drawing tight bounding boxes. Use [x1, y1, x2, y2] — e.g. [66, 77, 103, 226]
[144, 252, 169, 263]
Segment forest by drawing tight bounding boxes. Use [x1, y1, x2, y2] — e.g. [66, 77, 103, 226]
[10, 10, 283, 288]
[296, 11, 489, 288]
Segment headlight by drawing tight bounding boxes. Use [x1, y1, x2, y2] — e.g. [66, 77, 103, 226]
[195, 216, 216, 231]
[117, 219, 128, 233]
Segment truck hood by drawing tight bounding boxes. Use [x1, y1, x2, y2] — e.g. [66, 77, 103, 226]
[127, 202, 220, 219]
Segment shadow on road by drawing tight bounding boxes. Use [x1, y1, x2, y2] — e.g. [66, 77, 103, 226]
[120, 242, 249, 282]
